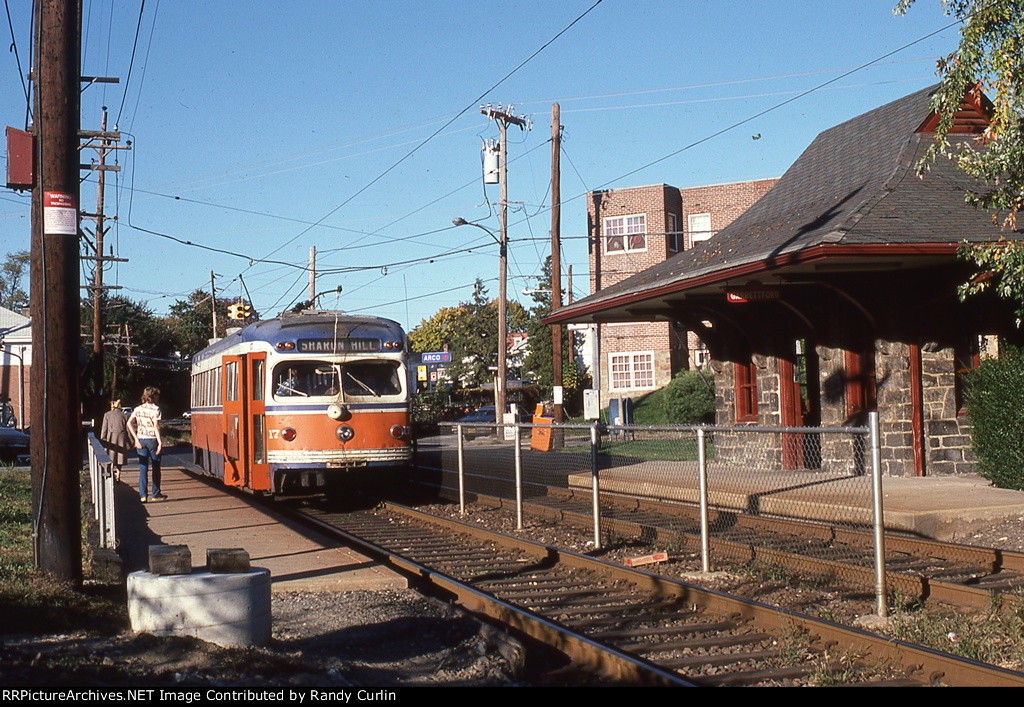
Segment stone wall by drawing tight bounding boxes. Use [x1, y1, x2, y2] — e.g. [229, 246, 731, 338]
[921, 345, 976, 475]
[709, 340, 978, 477]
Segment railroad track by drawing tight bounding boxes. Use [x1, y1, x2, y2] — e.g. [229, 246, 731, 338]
[285, 497, 1024, 687]
[412, 467, 1024, 610]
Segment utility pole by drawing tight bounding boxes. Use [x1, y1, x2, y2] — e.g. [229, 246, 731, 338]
[81, 106, 128, 416]
[550, 103, 563, 424]
[481, 104, 528, 428]
[30, 0, 82, 583]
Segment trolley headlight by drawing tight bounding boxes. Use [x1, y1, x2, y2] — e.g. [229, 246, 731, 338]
[327, 403, 351, 421]
[336, 425, 354, 442]
[282, 427, 297, 442]
[390, 425, 409, 440]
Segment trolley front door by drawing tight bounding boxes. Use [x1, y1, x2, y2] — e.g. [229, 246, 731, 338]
[246, 353, 270, 491]
[222, 355, 248, 487]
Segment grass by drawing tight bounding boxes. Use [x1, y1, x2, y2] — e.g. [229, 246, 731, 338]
[884, 591, 1024, 669]
[0, 464, 126, 635]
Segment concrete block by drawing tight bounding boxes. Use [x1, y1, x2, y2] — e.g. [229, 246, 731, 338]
[149, 544, 191, 576]
[127, 568, 271, 648]
[207, 548, 251, 574]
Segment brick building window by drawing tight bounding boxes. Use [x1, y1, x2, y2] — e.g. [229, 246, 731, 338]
[844, 349, 876, 420]
[667, 213, 682, 251]
[604, 214, 646, 254]
[688, 212, 712, 246]
[734, 360, 758, 422]
[609, 352, 655, 390]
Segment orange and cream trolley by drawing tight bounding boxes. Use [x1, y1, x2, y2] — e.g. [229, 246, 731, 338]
[190, 310, 411, 494]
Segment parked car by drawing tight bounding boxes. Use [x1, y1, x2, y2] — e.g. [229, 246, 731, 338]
[0, 426, 30, 463]
[455, 405, 531, 440]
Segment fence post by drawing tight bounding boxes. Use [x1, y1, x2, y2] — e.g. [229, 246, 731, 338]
[590, 421, 602, 549]
[514, 424, 523, 530]
[456, 424, 466, 516]
[697, 427, 710, 573]
[869, 411, 887, 618]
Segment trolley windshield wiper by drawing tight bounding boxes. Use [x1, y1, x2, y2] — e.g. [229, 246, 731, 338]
[345, 371, 380, 397]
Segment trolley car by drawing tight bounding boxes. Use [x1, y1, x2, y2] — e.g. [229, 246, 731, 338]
[190, 310, 411, 494]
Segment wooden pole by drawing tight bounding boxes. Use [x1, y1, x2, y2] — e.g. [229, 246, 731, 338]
[30, 0, 82, 583]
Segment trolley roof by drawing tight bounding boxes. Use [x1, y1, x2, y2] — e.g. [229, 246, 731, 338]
[191, 311, 406, 365]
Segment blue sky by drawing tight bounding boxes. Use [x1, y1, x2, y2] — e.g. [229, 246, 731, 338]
[1, 1, 962, 334]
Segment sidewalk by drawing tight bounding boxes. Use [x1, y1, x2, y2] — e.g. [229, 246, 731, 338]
[116, 464, 407, 592]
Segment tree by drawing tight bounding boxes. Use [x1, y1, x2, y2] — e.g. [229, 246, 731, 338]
[80, 294, 188, 412]
[522, 257, 586, 412]
[164, 289, 255, 357]
[898, 0, 1024, 321]
[407, 279, 527, 388]
[0, 250, 30, 311]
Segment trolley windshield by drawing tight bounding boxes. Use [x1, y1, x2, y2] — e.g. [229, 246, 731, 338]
[273, 360, 403, 400]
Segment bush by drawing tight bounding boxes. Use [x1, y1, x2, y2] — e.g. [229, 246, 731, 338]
[965, 346, 1024, 490]
[662, 370, 715, 424]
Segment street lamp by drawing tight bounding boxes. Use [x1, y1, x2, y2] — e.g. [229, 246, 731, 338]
[453, 217, 507, 429]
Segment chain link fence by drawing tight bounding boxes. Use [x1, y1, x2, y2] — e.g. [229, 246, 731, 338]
[415, 414, 887, 615]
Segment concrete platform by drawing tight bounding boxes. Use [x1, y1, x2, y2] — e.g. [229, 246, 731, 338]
[569, 462, 1024, 542]
[116, 464, 407, 592]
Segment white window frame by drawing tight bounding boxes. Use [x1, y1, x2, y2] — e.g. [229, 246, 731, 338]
[688, 212, 712, 247]
[608, 351, 656, 391]
[603, 214, 647, 255]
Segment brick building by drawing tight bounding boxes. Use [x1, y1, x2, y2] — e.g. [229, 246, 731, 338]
[0, 306, 31, 428]
[586, 179, 777, 404]
[553, 85, 1024, 477]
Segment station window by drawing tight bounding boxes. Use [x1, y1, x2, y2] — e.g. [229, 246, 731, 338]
[844, 349, 876, 420]
[954, 337, 981, 416]
[735, 360, 758, 423]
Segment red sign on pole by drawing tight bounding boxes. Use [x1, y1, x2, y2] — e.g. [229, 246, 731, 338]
[43, 191, 78, 235]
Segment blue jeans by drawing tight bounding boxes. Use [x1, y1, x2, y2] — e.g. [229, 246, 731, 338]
[138, 438, 162, 499]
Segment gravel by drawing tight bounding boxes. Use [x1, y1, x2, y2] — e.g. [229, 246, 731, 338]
[0, 589, 533, 687]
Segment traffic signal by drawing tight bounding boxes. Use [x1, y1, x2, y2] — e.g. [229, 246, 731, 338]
[227, 302, 252, 320]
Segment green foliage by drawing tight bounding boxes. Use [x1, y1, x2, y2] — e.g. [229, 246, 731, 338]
[899, 1, 1024, 324]
[897, 0, 1024, 223]
[165, 289, 253, 357]
[662, 369, 716, 424]
[0, 250, 29, 311]
[0, 468, 125, 634]
[964, 346, 1024, 489]
[522, 257, 588, 415]
[407, 279, 528, 388]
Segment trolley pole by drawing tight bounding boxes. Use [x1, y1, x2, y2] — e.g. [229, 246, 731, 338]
[30, 0, 83, 584]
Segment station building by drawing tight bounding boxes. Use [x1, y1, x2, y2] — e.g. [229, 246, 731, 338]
[552, 84, 1024, 477]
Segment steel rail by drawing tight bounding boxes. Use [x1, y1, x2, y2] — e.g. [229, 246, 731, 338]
[281, 503, 693, 686]
[293, 498, 1024, 687]
[413, 472, 1024, 610]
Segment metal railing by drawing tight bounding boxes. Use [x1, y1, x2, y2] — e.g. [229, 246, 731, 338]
[420, 412, 886, 616]
[86, 432, 117, 549]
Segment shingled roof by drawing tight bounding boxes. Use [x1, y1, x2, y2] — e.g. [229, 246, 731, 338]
[550, 84, 1020, 323]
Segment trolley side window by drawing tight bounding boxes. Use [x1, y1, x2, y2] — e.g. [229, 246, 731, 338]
[342, 361, 403, 398]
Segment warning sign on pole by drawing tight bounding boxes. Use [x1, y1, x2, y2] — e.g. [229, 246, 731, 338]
[43, 191, 78, 235]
